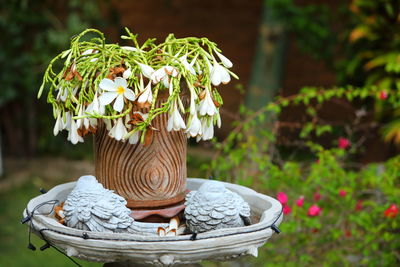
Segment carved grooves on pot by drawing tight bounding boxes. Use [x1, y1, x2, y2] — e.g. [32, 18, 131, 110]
[94, 96, 187, 209]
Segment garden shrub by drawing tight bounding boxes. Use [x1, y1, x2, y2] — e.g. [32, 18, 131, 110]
[206, 87, 400, 266]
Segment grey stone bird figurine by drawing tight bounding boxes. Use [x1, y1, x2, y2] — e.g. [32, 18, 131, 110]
[184, 180, 251, 233]
[63, 175, 165, 235]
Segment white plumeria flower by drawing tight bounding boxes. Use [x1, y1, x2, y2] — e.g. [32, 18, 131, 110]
[216, 111, 222, 128]
[199, 89, 217, 116]
[82, 49, 95, 55]
[86, 92, 105, 115]
[128, 131, 140, 145]
[76, 105, 84, 128]
[200, 117, 214, 141]
[123, 68, 132, 79]
[151, 67, 167, 84]
[137, 81, 153, 105]
[121, 46, 139, 52]
[167, 100, 186, 131]
[82, 49, 99, 62]
[185, 113, 202, 137]
[124, 112, 148, 144]
[68, 120, 83, 145]
[165, 66, 179, 77]
[151, 66, 178, 86]
[103, 119, 112, 131]
[109, 118, 128, 141]
[62, 111, 71, 130]
[189, 90, 197, 115]
[210, 61, 231, 86]
[83, 104, 98, 128]
[215, 51, 233, 68]
[180, 54, 196, 75]
[98, 77, 135, 112]
[53, 110, 63, 136]
[138, 63, 155, 79]
[56, 87, 68, 102]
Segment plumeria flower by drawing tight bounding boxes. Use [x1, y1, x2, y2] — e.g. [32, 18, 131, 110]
[75, 105, 84, 128]
[199, 89, 217, 116]
[186, 113, 202, 137]
[210, 61, 231, 86]
[138, 63, 155, 79]
[98, 77, 135, 112]
[215, 111, 221, 128]
[189, 90, 198, 115]
[137, 81, 153, 107]
[179, 54, 196, 75]
[215, 51, 233, 68]
[68, 120, 83, 145]
[198, 117, 214, 141]
[121, 46, 139, 52]
[103, 119, 112, 131]
[109, 118, 128, 141]
[167, 99, 186, 132]
[84, 103, 99, 128]
[86, 92, 105, 115]
[81, 49, 99, 62]
[56, 87, 68, 102]
[125, 112, 148, 144]
[128, 131, 140, 144]
[123, 68, 132, 79]
[53, 110, 63, 136]
[62, 111, 71, 130]
[151, 66, 178, 86]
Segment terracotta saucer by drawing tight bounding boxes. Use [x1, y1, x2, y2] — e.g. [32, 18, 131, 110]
[130, 203, 186, 223]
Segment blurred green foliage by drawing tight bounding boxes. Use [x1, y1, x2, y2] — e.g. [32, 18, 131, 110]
[206, 85, 400, 265]
[0, 0, 115, 157]
[268, 0, 400, 145]
[0, 0, 105, 107]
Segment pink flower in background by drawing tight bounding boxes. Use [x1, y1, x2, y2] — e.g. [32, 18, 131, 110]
[313, 192, 321, 202]
[339, 189, 347, 197]
[296, 196, 305, 207]
[308, 205, 322, 217]
[384, 204, 398, 218]
[379, 90, 388, 100]
[344, 229, 352, 238]
[338, 137, 351, 149]
[277, 192, 288, 206]
[283, 205, 292, 215]
[355, 200, 363, 211]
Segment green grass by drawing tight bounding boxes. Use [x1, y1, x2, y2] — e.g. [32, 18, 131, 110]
[0, 180, 100, 267]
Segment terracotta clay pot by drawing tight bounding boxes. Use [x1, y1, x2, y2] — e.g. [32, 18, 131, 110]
[94, 93, 187, 209]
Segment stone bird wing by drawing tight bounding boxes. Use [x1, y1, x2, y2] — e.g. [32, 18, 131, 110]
[64, 190, 134, 233]
[185, 191, 241, 232]
[230, 191, 251, 225]
[63, 190, 97, 231]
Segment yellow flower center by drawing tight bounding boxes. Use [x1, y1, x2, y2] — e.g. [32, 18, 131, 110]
[116, 86, 125, 95]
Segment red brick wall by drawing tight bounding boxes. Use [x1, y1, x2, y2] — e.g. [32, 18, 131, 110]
[109, 0, 263, 135]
